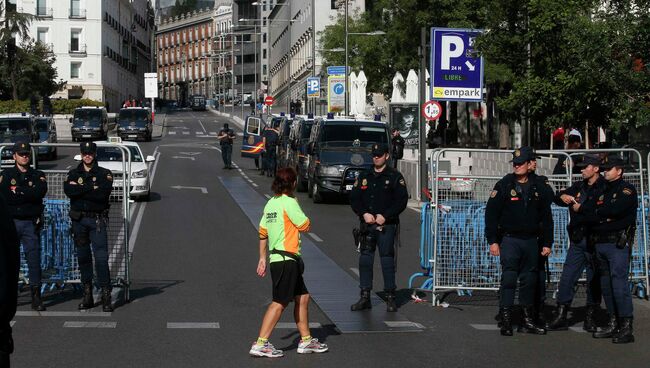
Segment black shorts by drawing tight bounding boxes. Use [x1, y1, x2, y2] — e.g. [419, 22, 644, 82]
[270, 260, 308, 305]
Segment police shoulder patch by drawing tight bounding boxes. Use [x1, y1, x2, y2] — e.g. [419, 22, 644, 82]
[399, 178, 406, 186]
[622, 188, 633, 196]
[353, 179, 358, 187]
[107, 174, 113, 181]
[490, 190, 497, 198]
[510, 189, 517, 197]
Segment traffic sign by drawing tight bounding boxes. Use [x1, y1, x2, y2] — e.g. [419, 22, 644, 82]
[264, 96, 275, 106]
[144, 73, 158, 98]
[430, 28, 484, 102]
[327, 76, 345, 112]
[422, 100, 442, 120]
[307, 77, 320, 98]
[327, 66, 348, 75]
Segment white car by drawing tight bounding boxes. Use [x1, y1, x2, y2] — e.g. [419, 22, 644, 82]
[75, 140, 155, 201]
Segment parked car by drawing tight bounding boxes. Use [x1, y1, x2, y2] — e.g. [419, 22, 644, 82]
[117, 107, 153, 141]
[0, 113, 38, 168]
[33, 116, 58, 160]
[70, 106, 110, 141]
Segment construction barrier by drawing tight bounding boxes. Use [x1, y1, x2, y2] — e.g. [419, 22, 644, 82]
[411, 148, 649, 306]
[1, 143, 133, 300]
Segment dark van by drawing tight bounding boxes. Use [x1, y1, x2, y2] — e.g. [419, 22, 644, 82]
[70, 106, 109, 141]
[0, 113, 38, 167]
[33, 116, 58, 160]
[306, 117, 390, 203]
[286, 116, 314, 191]
[117, 107, 153, 141]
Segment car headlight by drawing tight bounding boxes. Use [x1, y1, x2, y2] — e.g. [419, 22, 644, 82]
[93, 127, 101, 131]
[318, 165, 341, 176]
[139, 127, 147, 131]
[132, 169, 148, 178]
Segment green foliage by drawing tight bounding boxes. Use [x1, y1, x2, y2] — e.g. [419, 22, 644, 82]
[0, 100, 30, 114]
[0, 99, 103, 115]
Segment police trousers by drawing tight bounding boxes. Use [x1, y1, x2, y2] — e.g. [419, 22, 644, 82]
[555, 240, 601, 306]
[595, 242, 633, 317]
[0, 322, 12, 366]
[72, 217, 111, 287]
[359, 224, 396, 291]
[499, 236, 538, 307]
[14, 219, 41, 286]
[221, 144, 233, 167]
[265, 150, 277, 175]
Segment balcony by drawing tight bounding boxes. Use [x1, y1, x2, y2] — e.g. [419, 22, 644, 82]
[69, 43, 87, 55]
[36, 7, 53, 18]
[69, 8, 86, 19]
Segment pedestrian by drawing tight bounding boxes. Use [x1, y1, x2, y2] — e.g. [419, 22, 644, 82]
[391, 128, 405, 169]
[552, 134, 581, 175]
[485, 146, 552, 336]
[0, 195, 20, 368]
[547, 154, 604, 331]
[349, 143, 408, 312]
[262, 122, 279, 177]
[250, 168, 328, 358]
[0, 142, 48, 311]
[583, 154, 637, 343]
[64, 142, 115, 312]
[250, 99, 255, 115]
[217, 123, 236, 169]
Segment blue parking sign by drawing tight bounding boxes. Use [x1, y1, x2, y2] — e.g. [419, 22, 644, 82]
[430, 28, 484, 102]
[307, 77, 320, 98]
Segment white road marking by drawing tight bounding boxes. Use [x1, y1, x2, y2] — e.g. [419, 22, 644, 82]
[264, 194, 271, 199]
[409, 207, 422, 213]
[172, 156, 195, 160]
[179, 152, 201, 156]
[66, 165, 72, 169]
[182, 131, 190, 135]
[350, 267, 359, 277]
[252, 183, 258, 187]
[209, 132, 218, 136]
[469, 324, 499, 330]
[309, 233, 323, 242]
[15, 311, 112, 317]
[129, 148, 160, 252]
[569, 327, 587, 333]
[168, 131, 176, 135]
[167, 322, 220, 329]
[170, 185, 208, 194]
[384, 321, 424, 329]
[198, 120, 207, 133]
[276, 322, 322, 329]
[63, 321, 117, 328]
[196, 132, 204, 135]
[10, 321, 15, 327]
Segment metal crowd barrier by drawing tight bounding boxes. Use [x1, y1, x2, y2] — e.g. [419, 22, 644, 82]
[411, 148, 650, 306]
[1, 143, 133, 301]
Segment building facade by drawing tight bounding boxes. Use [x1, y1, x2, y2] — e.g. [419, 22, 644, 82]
[211, 4, 233, 103]
[12, 0, 154, 112]
[155, 6, 214, 104]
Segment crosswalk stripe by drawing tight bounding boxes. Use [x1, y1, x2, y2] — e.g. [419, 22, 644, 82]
[15, 311, 112, 317]
[167, 322, 220, 329]
[276, 322, 321, 329]
[168, 131, 176, 135]
[63, 321, 117, 328]
[10, 321, 15, 327]
[182, 131, 190, 135]
[470, 324, 499, 330]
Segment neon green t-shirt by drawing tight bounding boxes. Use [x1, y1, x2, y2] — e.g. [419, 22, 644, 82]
[258, 195, 311, 263]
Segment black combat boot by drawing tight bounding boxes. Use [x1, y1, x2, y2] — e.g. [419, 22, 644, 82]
[499, 307, 513, 336]
[520, 306, 547, 335]
[612, 317, 634, 344]
[582, 304, 598, 333]
[547, 304, 569, 331]
[385, 290, 397, 312]
[101, 287, 114, 312]
[535, 304, 548, 329]
[78, 282, 94, 310]
[593, 314, 618, 338]
[30, 285, 46, 312]
[350, 289, 372, 311]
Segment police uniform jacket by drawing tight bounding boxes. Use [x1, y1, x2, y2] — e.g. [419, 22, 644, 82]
[391, 135, 405, 160]
[0, 166, 47, 219]
[0, 196, 19, 326]
[582, 178, 637, 235]
[218, 128, 235, 146]
[554, 176, 606, 230]
[485, 173, 554, 246]
[64, 162, 113, 213]
[350, 166, 408, 224]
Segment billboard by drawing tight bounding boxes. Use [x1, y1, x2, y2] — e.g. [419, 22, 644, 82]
[389, 103, 419, 146]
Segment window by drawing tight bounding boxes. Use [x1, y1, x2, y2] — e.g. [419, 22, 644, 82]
[70, 29, 81, 51]
[36, 0, 47, 16]
[70, 0, 82, 17]
[37, 28, 48, 43]
[71, 62, 81, 79]
[263, 33, 266, 43]
[262, 49, 266, 59]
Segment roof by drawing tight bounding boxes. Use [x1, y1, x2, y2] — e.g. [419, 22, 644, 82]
[78, 106, 106, 110]
[0, 113, 32, 119]
[94, 140, 141, 148]
[317, 118, 386, 125]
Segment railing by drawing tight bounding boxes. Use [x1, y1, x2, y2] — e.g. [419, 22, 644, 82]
[36, 7, 53, 18]
[69, 8, 86, 19]
[69, 43, 87, 55]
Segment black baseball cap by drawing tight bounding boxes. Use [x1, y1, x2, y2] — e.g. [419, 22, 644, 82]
[372, 143, 389, 156]
[511, 146, 533, 165]
[12, 141, 31, 154]
[80, 142, 97, 154]
[575, 154, 601, 168]
[600, 154, 625, 170]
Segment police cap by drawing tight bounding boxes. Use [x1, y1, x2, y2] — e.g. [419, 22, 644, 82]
[12, 141, 31, 154]
[80, 141, 97, 154]
[600, 154, 625, 170]
[372, 143, 389, 156]
[511, 146, 534, 165]
[575, 154, 601, 168]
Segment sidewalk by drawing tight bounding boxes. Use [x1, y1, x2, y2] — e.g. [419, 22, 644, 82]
[207, 107, 244, 130]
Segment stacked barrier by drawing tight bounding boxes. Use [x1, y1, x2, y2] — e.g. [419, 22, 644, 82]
[411, 148, 650, 306]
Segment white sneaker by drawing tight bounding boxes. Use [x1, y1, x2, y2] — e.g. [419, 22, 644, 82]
[249, 341, 284, 358]
[297, 338, 329, 354]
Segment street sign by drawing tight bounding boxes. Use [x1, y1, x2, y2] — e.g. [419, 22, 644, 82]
[144, 73, 158, 98]
[422, 100, 442, 120]
[307, 77, 320, 98]
[430, 28, 484, 102]
[264, 96, 275, 106]
[327, 66, 348, 75]
[327, 76, 345, 112]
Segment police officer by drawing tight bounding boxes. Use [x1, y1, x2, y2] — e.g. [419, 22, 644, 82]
[547, 154, 604, 331]
[217, 123, 236, 169]
[350, 143, 408, 312]
[0, 195, 19, 367]
[262, 122, 279, 177]
[64, 142, 114, 312]
[582, 155, 637, 343]
[390, 128, 404, 169]
[485, 146, 552, 336]
[0, 142, 48, 311]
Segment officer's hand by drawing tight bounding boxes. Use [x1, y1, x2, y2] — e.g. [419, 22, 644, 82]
[541, 247, 551, 257]
[69, 181, 78, 185]
[571, 203, 581, 212]
[257, 258, 267, 277]
[363, 213, 375, 224]
[375, 214, 386, 225]
[489, 243, 500, 256]
[93, 186, 99, 190]
[560, 194, 575, 204]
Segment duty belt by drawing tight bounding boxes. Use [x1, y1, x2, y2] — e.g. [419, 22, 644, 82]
[80, 210, 108, 218]
[591, 232, 621, 244]
[504, 232, 537, 240]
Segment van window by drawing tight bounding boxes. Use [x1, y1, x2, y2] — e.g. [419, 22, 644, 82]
[247, 118, 261, 135]
[119, 109, 149, 126]
[320, 123, 388, 147]
[73, 109, 102, 124]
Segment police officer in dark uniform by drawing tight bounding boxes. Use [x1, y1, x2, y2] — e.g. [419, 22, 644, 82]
[0, 142, 48, 311]
[350, 143, 408, 312]
[0, 195, 19, 367]
[547, 154, 604, 331]
[582, 155, 637, 343]
[390, 128, 404, 169]
[217, 123, 236, 169]
[485, 146, 553, 336]
[64, 142, 115, 312]
[262, 122, 279, 177]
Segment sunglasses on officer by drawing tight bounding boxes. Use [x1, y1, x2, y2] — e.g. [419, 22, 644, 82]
[15, 152, 30, 158]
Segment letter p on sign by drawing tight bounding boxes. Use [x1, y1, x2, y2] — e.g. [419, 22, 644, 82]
[441, 35, 464, 70]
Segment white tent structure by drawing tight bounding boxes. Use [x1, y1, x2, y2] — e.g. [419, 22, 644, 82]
[390, 72, 405, 103]
[356, 71, 368, 116]
[426, 69, 431, 101]
[348, 71, 358, 116]
[405, 69, 419, 103]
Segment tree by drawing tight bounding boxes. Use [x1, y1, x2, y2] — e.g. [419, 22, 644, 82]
[0, 1, 35, 99]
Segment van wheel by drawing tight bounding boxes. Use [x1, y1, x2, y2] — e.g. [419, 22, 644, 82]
[307, 178, 313, 198]
[312, 182, 323, 204]
[297, 177, 307, 192]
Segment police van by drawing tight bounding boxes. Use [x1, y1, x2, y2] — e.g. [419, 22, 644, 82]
[240, 113, 288, 163]
[70, 106, 110, 141]
[285, 115, 314, 191]
[0, 113, 39, 168]
[117, 107, 153, 141]
[306, 115, 390, 203]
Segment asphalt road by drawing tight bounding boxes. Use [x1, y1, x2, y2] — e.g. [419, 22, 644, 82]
[10, 109, 649, 367]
